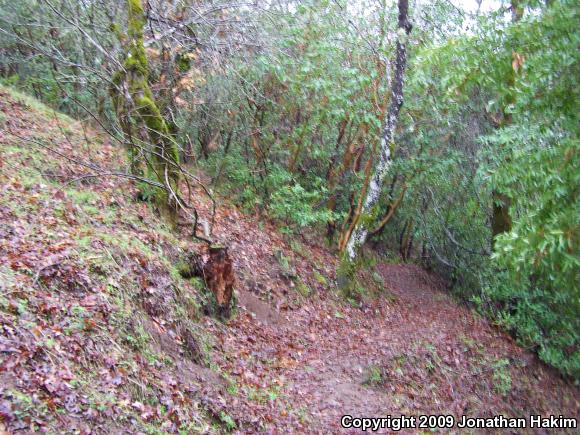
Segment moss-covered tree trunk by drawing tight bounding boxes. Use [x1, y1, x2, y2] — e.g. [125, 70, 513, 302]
[111, 0, 181, 225]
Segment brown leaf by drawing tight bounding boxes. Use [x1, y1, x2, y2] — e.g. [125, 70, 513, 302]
[512, 51, 525, 72]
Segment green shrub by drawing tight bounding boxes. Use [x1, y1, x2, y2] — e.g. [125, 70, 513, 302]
[482, 133, 579, 379]
[270, 183, 332, 228]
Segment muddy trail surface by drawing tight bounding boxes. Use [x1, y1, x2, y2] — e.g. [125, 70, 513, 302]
[215, 265, 579, 433]
[191, 190, 579, 434]
[215, 264, 579, 433]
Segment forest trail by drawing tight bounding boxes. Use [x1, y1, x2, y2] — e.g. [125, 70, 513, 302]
[214, 262, 579, 432]
[188, 174, 579, 432]
[0, 87, 578, 433]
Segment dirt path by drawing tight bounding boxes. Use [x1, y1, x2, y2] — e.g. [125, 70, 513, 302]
[213, 261, 579, 433]
[185, 185, 579, 433]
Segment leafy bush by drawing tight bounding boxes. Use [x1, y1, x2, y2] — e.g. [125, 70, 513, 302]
[270, 183, 332, 228]
[482, 132, 579, 377]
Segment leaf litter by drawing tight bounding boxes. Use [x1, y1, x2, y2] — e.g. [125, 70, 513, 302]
[0, 88, 578, 433]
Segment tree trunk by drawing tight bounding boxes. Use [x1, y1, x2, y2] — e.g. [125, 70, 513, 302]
[203, 245, 236, 320]
[369, 183, 407, 237]
[111, 0, 181, 225]
[492, 191, 512, 242]
[491, 0, 522, 246]
[344, 0, 412, 261]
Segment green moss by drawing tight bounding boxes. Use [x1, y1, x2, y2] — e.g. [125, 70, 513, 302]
[65, 189, 99, 205]
[109, 0, 181, 225]
[134, 96, 180, 174]
[363, 365, 384, 386]
[371, 271, 384, 288]
[90, 230, 156, 261]
[296, 279, 312, 297]
[0, 265, 19, 294]
[109, 22, 124, 41]
[0, 85, 74, 124]
[491, 358, 512, 396]
[337, 256, 357, 293]
[312, 270, 327, 286]
[190, 277, 205, 290]
[125, 0, 149, 78]
[120, 317, 151, 352]
[175, 53, 191, 72]
[337, 255, 370, 301]
[128, 0, 144, 26]
[124, 55, 148, 76]
[135, 96, 167, 135]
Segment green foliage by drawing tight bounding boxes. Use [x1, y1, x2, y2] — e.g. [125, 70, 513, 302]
[336, 255, 358, 299]
[481, 133, 579, 377]
[363, 365, 384, 387]
[0, 0, 117, 118]
[296, 279, 312, 298]
[475, 2, 578, 378]
[392, 0, 579, 377]
[1, 0, 577, 379]
[312, 270, 328, 286]
[491, 358, 513, 396]
[194, 0, 391, 231]
[218, 411, 236, 431]
[213, 151, 335, 228]
[270, 183, 332, 228]
[336, 255, 379, 302]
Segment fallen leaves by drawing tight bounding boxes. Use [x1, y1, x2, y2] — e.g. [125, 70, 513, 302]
[1, 88, 578, 434]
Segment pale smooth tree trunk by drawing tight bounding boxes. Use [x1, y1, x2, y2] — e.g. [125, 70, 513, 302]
[345, 0, 412, 260]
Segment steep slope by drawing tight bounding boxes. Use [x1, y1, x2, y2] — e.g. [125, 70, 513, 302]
[1, 87, 578, 434]
[0, 85, 338, 433]
[0, 87, 232, 432]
